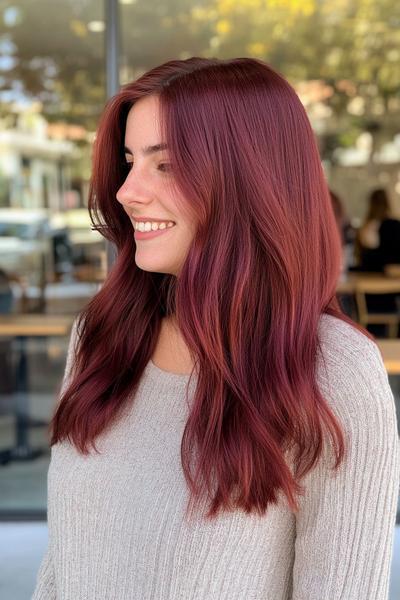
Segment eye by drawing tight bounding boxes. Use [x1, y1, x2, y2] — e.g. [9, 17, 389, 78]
[122, 158, 133, 172]
[158, 163, 172, 173]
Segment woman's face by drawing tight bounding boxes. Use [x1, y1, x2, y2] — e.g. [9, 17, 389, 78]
[116, 94, 196, 276]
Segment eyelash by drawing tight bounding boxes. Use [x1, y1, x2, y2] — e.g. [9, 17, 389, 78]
[123, 161, 171, 173]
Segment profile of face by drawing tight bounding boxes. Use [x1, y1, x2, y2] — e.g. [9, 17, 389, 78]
[116, 94, 196, 276]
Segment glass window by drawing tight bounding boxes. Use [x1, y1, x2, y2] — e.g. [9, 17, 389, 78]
[0, 0, 106, 518]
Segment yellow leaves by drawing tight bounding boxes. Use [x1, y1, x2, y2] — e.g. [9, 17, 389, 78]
[203, 0, 316, 47]
[216, 19, 231, 34]
[246, 42, 268, 56]
[191, 0, 318, 47]
[69, 20, 87, 38]
[268, 0, 315, 17]
[191, 6, 219, 22]
[217, 0, 263, 16]
[215, 0, 316, 17]
[326, 47, 343, 68]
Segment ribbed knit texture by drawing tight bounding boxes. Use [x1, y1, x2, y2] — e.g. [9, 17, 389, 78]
[32, 313, 400, 600]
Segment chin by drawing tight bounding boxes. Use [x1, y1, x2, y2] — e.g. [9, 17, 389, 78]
[135, 261, 177, 276]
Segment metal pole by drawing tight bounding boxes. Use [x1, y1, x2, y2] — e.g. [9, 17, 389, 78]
[105, 0, 120, 271]
[105, 0, 120, 99]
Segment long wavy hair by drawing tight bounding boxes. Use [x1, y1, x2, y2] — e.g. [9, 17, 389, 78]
[50, 57, 375, 520]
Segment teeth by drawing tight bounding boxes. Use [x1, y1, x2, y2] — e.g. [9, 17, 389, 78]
[134, 220, 175, 232]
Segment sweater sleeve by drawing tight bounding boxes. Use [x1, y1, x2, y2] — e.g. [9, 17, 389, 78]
[31, 317, 81, 600]
[31, 546, 56, 600]
[58, 315, 81, 398]
[291, 330, 400, 600]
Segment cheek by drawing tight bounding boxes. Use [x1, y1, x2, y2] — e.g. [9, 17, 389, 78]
[181, 223, 196, 248]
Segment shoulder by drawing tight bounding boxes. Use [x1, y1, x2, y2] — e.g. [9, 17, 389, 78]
[315, 313, 395, 426]
[70, 314, 83, 344]
[60, 315, 83, 394]
[66, 316, 81, 358]
[317, 313, 380, 369]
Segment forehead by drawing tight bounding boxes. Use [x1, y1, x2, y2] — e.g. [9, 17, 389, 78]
[124, 95, 162, 146]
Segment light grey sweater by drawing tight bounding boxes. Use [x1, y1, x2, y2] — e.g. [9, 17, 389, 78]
[32, 314, 400, 600]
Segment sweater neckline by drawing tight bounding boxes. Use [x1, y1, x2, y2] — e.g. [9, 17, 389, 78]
[146, 358, 194, 382]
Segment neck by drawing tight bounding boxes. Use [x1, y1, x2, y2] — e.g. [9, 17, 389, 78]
[152, 316, 195, 375]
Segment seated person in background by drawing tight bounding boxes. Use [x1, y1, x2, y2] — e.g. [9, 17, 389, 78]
[354, 188, 400, 332]
[329, 190, 357, 319]
[354, 187, 400, 273]
[329, 189, 356, 275]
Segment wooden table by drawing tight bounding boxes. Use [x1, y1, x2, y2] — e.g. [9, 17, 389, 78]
[0, 314, 75, 336]
[376, 339, 400, 376]
[0, 314, 75, 464]
[73, 264, 106, 283]
[336, 272, 400, 295]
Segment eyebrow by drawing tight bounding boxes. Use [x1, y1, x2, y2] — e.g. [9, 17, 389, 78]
[124, 143, 168, 156]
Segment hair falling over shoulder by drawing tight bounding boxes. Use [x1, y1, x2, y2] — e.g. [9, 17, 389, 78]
[50, 57, 375, 520]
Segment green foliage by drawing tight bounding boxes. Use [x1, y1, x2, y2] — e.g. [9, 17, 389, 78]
[0, 0, 398, 147]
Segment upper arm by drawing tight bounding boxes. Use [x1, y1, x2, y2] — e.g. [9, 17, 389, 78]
[59, 316, 81, 398]
[292, 330, 400, 600]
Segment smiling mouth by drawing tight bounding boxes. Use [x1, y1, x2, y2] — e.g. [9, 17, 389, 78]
[134, 224, 176, 239]
[132, 221, 176, 232]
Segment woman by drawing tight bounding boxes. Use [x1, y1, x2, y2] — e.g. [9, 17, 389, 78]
[32, 57, 399, 600]
[354, 188, 400, 326]
[355, 187, 400, 272]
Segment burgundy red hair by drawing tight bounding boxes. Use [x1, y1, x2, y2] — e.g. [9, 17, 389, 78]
[50, 57, 375, 519]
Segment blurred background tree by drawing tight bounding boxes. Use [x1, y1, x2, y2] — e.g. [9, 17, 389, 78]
[0, 0, 399, 184]
[191, 0, 400, 164]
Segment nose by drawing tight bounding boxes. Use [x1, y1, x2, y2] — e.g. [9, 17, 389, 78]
[116, 169, 152, 211]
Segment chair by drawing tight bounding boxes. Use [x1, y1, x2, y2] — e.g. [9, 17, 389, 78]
[385, 264, 400, 278]
[355, 277, 400, 338]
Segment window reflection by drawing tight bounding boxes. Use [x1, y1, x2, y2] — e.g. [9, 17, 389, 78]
[0, 0, 106, 518]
